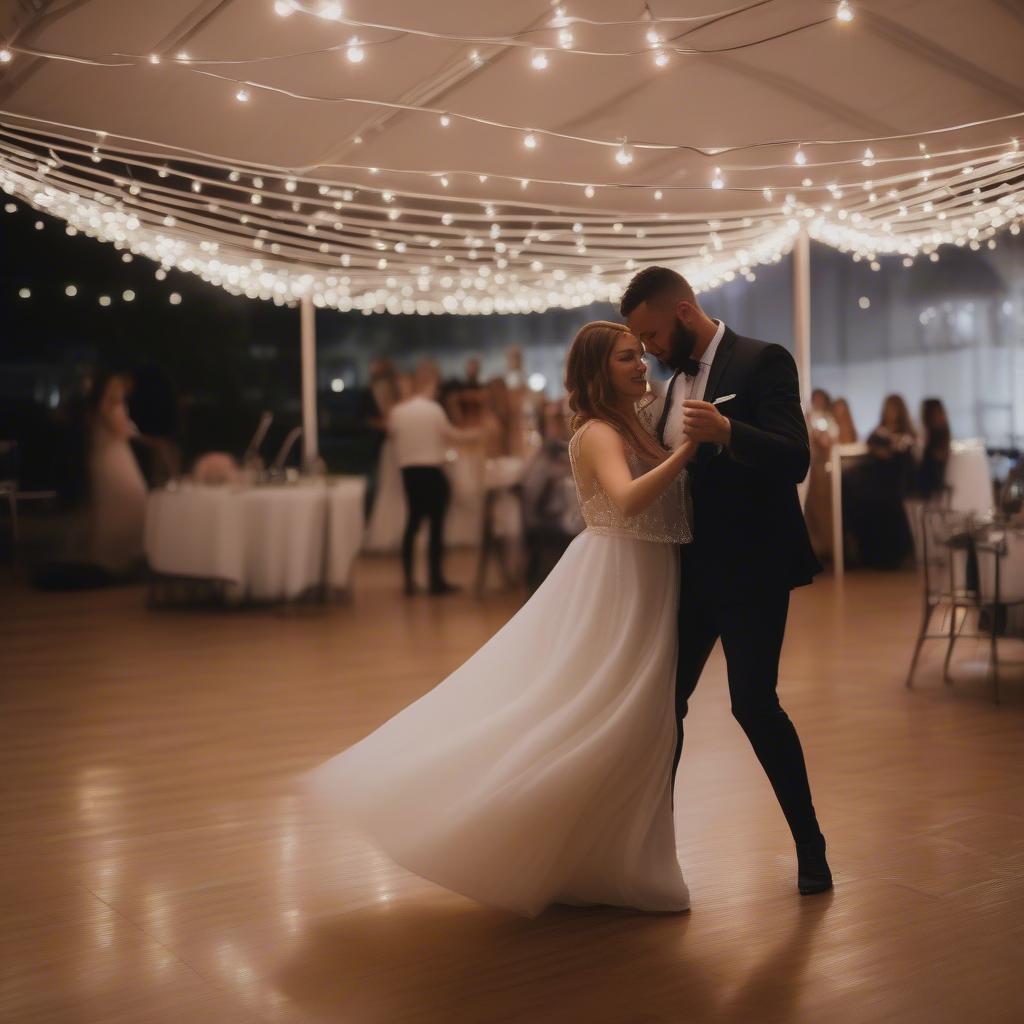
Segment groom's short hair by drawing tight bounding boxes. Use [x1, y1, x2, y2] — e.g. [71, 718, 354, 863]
[619, 266, 697, 317]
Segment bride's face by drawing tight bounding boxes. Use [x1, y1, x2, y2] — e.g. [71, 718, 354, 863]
[608, 333, 648, 402]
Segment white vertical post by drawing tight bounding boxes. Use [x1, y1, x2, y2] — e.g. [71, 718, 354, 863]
[830, 445, 844, 580]
[793, 227, 812, 410]
[300, 294, 318, 467]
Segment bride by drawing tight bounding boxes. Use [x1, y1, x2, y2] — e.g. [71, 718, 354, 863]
[304, 321, 697, 918]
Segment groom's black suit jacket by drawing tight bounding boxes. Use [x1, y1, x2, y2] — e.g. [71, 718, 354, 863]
[665, 327, 822, 602]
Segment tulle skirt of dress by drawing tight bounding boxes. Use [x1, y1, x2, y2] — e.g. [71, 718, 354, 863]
[303, 530, 689, 918]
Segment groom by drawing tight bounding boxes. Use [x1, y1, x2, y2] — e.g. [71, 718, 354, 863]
[621, 266, 832, 896]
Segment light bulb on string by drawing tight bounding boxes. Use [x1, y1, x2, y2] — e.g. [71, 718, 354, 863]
[236, 88, 251, 102]
[654, 190, 663, 200]
[274, 0, 294, 15]
[558, 29, 573, 48]
[148, 54, 160, 65]
[469, 50, 482, 67]
[531, 51, 549, 70]
[615, 144, 633, 166]
[646, 28, 661, 46]
[285, 178, 297, 192]
[346, 38, 365, 63]
[653, 48, 669, 68]
[439, 114, 451, 127]
[711, 167, 725, 189]
[0, 48, 12, 63]
[584, 185, 595, 198]
[176, 52, 190, 63]
[794, 147, 807, 165]
[524, 132, 538, 149]
[439, 175, 449, 188]
[862, 147, 875, 166]
[836, 1, 854, 22]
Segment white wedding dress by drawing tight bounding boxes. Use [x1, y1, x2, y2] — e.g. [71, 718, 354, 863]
[304, 419, 693, 917]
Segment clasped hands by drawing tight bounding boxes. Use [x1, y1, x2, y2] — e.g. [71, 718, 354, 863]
[681, 400, 732, 447]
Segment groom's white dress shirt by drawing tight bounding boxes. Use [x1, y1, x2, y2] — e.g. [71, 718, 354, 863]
[639, 319, 726, 451]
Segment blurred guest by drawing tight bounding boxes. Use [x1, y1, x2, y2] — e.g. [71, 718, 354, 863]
[844, 394, 916, 569]
[481, 377, 512, 458]
[87, 371, 149, 575]
[364, 360, 405, 552]
[389, 374, 480, 596]
[804, 389, 838, 560]
[503, 346, 530, 456]
[520, 400, 583, 593]
[831, 398, 858, 443]
[35, 369, 150, 589]
[917, 397, 951, 501]
[444, 355, 488, 428]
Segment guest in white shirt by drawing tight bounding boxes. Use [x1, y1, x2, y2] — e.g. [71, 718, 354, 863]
[388, 374, 480, 595]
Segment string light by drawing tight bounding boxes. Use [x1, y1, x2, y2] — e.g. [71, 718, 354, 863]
[65, 284, 77, 296]
[712, 167, 725, 189]
[558, 30, 573, 49]
[653, 49, 669, 68]
[2, 117, 1020, 316]
[531, 51, 549, 70]
[615, 144, 633, 166]
[439, 114, 451, 127]
[274, 0, 295, 15]
[794, 147, 807, 165]
[0, 48, 12, 63]
[523, 132, 538, 149]
[836, 1, 854, 22]
[346, 38, 365, 63]
[236, 88, 250, 102]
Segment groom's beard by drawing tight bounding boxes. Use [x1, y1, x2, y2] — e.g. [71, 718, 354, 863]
[664, 319, 699, 371]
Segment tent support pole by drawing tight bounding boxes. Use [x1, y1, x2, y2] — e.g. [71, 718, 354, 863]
[300, 294, 318, 468]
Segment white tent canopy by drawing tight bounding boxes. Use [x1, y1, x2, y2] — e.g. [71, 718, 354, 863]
[1, 0, 1023, 314]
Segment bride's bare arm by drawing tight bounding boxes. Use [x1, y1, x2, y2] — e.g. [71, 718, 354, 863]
[581, 421, 696, 517]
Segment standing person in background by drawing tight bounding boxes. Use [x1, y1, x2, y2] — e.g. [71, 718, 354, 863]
[917, 398, 952, 501]
[845, 394, 916, 568]
[831, 398, 858, 444]
[804, 389, 838, 561]
[389, 374, 481, 596]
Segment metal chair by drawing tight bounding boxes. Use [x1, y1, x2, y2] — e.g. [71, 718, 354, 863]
[905, 505, 981, 689]
[974, 522, 1024, 705]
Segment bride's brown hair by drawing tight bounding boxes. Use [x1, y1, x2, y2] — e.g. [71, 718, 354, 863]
[564, 320, 670, 465]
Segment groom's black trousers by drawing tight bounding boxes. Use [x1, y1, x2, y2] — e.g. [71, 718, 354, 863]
[671, 556, 823, 846]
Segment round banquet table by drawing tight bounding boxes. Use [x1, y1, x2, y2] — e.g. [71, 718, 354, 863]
[145, 476, 366, 601]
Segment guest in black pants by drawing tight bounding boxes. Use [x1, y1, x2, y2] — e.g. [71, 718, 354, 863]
[388, 370, 480, 596]
[400, 465, 451, 595]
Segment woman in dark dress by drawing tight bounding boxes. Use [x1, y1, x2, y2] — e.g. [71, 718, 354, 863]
[917, 398, 951, 501]
[845, 394, 917, 568]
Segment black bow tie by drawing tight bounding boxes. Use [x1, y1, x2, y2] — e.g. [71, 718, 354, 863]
[679, 357, 701, 377]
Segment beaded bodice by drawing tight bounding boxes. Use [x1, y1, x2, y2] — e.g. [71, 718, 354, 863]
[568, 420, 692, 544]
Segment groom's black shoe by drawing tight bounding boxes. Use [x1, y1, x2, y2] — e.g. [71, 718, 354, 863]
[796, 837, 833, 895]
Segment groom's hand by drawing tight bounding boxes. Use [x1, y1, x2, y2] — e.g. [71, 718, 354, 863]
[681, 400, 732, 446]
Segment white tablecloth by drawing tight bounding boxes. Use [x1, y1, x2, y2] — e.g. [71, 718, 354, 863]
[145, 477, 366, 599]
[947, 440, 993, 516]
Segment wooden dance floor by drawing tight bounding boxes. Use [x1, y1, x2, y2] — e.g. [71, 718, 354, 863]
[2, 554, 1022, 1024]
